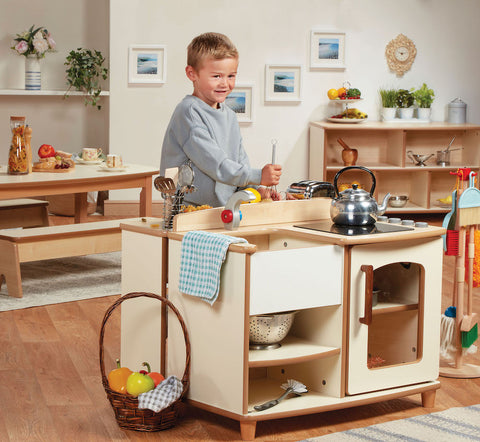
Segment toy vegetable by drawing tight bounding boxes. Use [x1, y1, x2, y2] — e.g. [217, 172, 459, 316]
[141, 362, 165, 387]
[126, 370, 155, 397]
[107, 358, 132, 394]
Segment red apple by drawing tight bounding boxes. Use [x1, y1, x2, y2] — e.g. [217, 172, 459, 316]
[38, 144, 56, 158]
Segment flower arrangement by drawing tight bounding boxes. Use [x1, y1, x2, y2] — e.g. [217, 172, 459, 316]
[11, 25, 56, 58]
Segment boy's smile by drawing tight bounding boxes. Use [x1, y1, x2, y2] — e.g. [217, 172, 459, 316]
[186, 57, 238, 108]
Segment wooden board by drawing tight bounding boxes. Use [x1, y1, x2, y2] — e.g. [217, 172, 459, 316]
[32, 167, 74, 173]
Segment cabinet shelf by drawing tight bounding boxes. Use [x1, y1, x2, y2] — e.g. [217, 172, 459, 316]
[373, 302, 418, 315]
[310, 121, 480, 214]
[249, 336, 340, 368]
[0, 89, 110, 96]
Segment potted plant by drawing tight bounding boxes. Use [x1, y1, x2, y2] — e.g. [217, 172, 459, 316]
[396, 89, 414, 119]
[413, 83, 435, 121]
[379, 88, 398, 121]
[64, 48, 108, 110]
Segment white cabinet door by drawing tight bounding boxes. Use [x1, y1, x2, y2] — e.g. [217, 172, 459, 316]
[347, 237, 442, 395]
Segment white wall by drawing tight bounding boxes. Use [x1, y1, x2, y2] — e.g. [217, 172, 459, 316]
[0, 0, 109, 161]
[110, 0, 480, 201]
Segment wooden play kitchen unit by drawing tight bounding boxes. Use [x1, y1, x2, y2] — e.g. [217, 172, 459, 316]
[309, 121, 480, 213]
[119, 199, 445, 440]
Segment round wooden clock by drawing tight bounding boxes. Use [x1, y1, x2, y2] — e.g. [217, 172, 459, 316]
[385, 34, 417, 76]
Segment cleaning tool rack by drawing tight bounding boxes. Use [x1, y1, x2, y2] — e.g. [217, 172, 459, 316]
[440, 168, 480, 379]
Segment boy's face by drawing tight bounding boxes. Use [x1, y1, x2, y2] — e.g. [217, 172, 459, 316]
[186, 57, 238, 108]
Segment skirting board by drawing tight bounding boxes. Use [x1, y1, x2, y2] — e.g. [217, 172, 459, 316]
[104, 200, 164, 217]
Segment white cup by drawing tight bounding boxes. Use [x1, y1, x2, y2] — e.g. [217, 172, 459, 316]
[106, 154, 123, 168]
[82, 147, 102, 161]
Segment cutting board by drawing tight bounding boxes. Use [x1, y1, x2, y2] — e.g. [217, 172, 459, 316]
[32, 166, 74, 173]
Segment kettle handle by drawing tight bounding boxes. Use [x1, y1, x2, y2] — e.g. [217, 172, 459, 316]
[333, 166, 376, 197]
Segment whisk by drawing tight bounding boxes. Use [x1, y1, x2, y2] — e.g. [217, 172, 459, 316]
[253, 379, 308, 411]
[267, 138, 278, 199]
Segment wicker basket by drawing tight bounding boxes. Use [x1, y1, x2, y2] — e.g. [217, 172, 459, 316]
[99, 292, 190, 432]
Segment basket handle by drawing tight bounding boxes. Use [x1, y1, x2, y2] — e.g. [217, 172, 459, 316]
[99, 292, 190, 399]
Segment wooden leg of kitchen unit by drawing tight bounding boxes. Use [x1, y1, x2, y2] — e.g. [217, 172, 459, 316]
[240, 420, 257, 441]
[421, 389, 436, 408]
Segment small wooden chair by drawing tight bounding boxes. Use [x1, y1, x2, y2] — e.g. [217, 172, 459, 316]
[0, 199, 50, 229]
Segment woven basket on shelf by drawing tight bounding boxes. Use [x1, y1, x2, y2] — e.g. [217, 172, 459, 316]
[99, 292, 191, 432]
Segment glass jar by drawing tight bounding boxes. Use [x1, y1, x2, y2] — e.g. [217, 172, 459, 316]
[8, 116, 28, 175]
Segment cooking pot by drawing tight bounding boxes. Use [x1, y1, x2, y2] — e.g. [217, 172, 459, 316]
[330, 166, 391, 226]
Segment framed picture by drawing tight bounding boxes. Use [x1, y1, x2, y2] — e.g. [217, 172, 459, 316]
[128, 45, 167, 84]
[310, 31, 346, 70]
[264, 64, 302, 102]
[225, 83, 254, 123]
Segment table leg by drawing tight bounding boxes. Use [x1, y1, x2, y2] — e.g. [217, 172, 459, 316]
[139, 177, 153, 217]
[74, 193, 89, 223]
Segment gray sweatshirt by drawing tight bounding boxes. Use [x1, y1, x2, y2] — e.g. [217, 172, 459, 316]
[160, 95, 262, 207]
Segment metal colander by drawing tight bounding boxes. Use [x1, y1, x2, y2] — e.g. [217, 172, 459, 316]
[249, 311, 297, 349]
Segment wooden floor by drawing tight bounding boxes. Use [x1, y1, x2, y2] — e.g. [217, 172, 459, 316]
[0, 214, 479, 441]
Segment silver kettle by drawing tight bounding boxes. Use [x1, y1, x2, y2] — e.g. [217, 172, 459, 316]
[330, 166, 391, 226]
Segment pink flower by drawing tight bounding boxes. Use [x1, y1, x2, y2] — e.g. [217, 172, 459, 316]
[46, 34, 56, 50]
[15, 40, 28, 54]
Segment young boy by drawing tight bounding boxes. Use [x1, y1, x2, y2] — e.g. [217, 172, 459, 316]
[159, 32, 282, 208]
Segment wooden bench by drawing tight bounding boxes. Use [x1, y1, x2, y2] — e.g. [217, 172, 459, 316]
[0, 199, 50, 229]
[0, 217, 143, 298]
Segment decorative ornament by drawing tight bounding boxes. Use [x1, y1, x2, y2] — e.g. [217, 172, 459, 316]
[385, 34, 417, 76]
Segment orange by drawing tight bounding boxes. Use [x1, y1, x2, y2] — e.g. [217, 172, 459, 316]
[337, 87, 347, 97]
[327, 88, 338, 100]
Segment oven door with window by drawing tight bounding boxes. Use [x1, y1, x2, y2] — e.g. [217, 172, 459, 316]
[347, 237, 443, 395]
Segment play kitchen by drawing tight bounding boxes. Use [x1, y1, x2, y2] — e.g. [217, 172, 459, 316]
[119, 167, 445, 439]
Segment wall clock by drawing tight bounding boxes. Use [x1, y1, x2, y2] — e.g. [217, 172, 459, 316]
[385, 34, 417, 76]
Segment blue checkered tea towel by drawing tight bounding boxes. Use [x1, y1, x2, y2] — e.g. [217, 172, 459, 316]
[179, 231, 247, 305]
[137, 375, 183, 413]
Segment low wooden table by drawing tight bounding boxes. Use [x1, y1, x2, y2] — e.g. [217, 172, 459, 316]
[0, 163, 159, 223]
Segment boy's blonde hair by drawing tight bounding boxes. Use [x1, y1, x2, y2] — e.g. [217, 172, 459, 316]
[187, 32, 238, 70]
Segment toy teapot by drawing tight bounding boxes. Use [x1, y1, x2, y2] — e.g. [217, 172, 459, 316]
[330, 166, 391, 226]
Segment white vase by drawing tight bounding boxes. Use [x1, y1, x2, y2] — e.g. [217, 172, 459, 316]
[25, 55, 41, 90]
[381, 107, 397, 121]
[417, 107, 431, 121]
[399, 107, 414, 119]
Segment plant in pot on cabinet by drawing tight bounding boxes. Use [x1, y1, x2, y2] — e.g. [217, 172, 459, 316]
[396, 89, 414, 119]
[64, 48, 108, 110]
[413, 83, 435, 121]
[11, 25, 56, 90]
[379, 88, 398, 121]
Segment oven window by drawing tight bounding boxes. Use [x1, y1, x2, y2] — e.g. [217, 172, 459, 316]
[367, 262, 424, 369]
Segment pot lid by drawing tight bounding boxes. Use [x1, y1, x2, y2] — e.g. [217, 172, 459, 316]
[449, 98, 467, 108]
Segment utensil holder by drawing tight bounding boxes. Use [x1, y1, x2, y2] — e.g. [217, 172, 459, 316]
[99, 292, 191, 432]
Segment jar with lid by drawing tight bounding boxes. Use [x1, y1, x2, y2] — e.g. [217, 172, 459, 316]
[8, 116, 29, 175]
[448, 98, 467, 124]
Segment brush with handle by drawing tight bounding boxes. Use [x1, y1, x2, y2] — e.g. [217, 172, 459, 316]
[254, 379, 307, 412]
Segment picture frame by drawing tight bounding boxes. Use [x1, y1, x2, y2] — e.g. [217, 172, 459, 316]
[309, 31, 346, 70]
[225, 83, 254, 123]
[128, 45, 167, 84]
[264, 64, 302, 102]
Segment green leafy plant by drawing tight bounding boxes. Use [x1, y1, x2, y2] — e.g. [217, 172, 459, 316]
[379, 88, 398, 108]
[64, 48, 108, 110]
[396, 89, 414, 108]
[413, 83, 435, 108]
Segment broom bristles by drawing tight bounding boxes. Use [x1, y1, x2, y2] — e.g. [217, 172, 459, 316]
[458, 207, 480, 226]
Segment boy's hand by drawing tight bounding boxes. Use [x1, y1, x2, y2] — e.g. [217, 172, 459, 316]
[261, 164, 282, 186]
[257, 187, 283, 201]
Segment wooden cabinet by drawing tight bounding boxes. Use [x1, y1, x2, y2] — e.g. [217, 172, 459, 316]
[309, 122, 480, 213]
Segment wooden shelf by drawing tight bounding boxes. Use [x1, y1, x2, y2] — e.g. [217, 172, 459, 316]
[373, 302, 418, 315]
[0, 89, 110, 96]
[310, 121, 480, 214]
[249, 336, 340, 368]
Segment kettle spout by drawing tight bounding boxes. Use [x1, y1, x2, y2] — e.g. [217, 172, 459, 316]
[377, 193, 391, 215]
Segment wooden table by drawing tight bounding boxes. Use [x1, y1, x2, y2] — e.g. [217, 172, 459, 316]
[0, 163, 159, 223]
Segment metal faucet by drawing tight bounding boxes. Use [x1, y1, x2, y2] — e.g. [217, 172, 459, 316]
[221, 190, 257, 230]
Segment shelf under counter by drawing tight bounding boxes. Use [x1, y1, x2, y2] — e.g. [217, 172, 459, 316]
[0, 89, 110, 96]
[373, 301, 419, 315]
[249, 336, 340, 368]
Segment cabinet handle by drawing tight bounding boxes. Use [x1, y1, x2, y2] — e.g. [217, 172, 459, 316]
[359, 265, 373, 326]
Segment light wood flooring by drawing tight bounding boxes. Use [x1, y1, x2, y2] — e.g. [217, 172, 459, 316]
[0, 214, 479, 441]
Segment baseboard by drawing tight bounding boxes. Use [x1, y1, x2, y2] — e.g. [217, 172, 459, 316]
[104, 200, 164, 217]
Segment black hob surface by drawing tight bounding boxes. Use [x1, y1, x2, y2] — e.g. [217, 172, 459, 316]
[294, 220, 414, 236]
